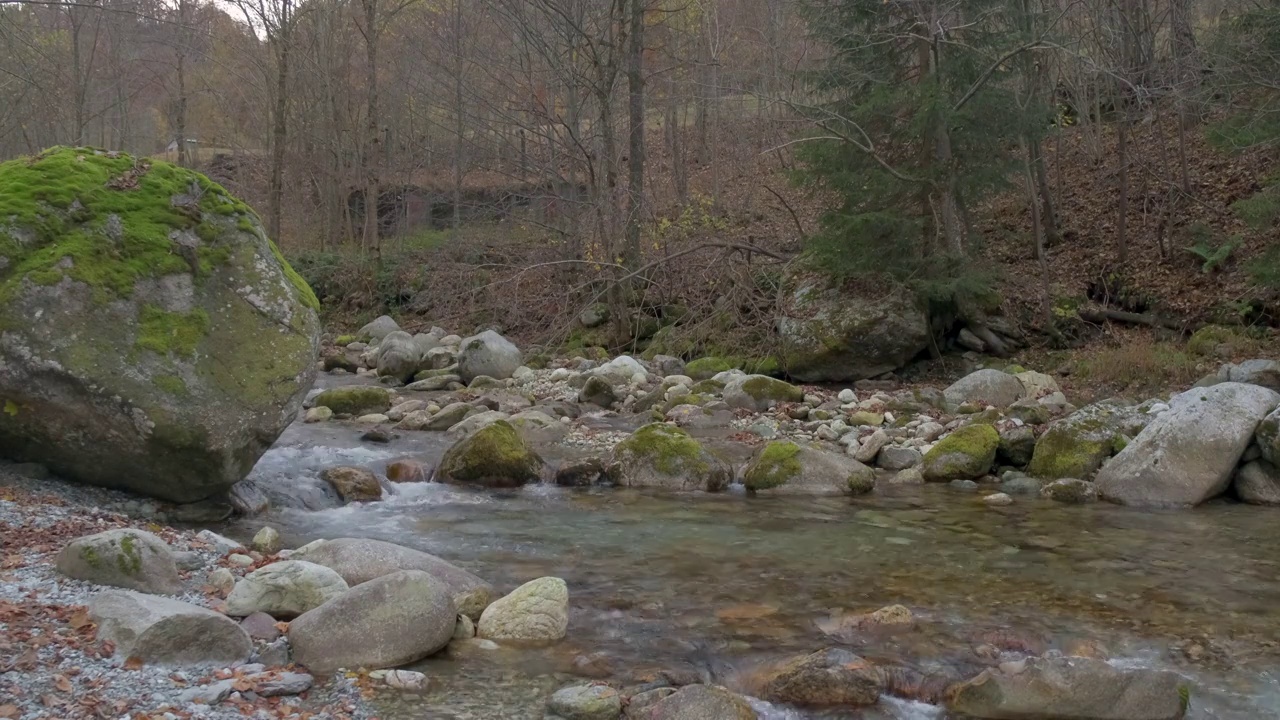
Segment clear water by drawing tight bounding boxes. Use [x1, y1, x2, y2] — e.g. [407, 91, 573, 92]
[224, 402, 1280, 719]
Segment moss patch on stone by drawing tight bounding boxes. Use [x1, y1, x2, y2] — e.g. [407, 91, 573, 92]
[438, 420, 544, 487]
[312, 386, 392, 416]
[153, 374, 188, 396]
[740, 376, 804, 403]
[922, 424, 999, 481]
[334, 334, 358, 346]
[615, 422, 710, 476]
[744, 441, 803, 490]
[686, 357, 735, 380]
[135, 306, 209, 357]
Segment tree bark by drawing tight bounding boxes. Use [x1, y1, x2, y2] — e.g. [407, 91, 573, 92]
[268, 0, 292, 245]
[624, 0, 644, 274]
[362, 0, 381, 265]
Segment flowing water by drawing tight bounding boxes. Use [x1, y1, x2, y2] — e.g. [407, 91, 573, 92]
[222, 385, 1280, 720]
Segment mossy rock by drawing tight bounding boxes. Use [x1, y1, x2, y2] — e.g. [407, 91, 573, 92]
[313, 386, 392, 416]
[1187, 325, 1235, 357]
[689, 379, 725, 394]
[55, 528, 182, 594]
[922, 424, 999, 481]
[0, 148, 320, 503]
[1026, 399, 1150, 480]
[743, 441, 875, 495]
[686, 356, 737, 380]
[438, 420, 545, 488]
[334, 334, 358, 347]
[607, 423, 731, 491]
[724, 375, 804, 411]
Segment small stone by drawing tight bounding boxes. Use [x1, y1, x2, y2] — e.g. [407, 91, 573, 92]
[253, 671, 314, 697]
[983, 492, 1014, 506]
[173, 551, 204, 571]
[453, 614, 476, 639]
[197, 530, 243, 554]
[178, 679, 235, 705]
[361, 427, 393, 443]
[256, 637, 290, 667]
[950, 479, 979, 491]
[816, 424, 840, 441]
[386, 459, 431, 483]
[384, 669, 431, 691]
[886, 467, 925, 485]
[240, 612, 281, 641]
[838, 389, 857, 403]
[320, 466, 383, 502]
[228, 553, 255, 568]
[252, 527, 282, 555]
[304, 406, 333, 423]
[207, 567, 236, 596]
[547, 683, 623, 720]
[1041, 478, 1098, 504]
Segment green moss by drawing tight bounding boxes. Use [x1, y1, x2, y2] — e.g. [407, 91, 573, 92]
[79, 545, 102, 569]
[153, 374, 188, 396]
[740, 376, 804, 403]
[135, 306, 209, 357]
[313, 385, 391, 415]
[334, 334, 358, 346]
[922, 424, 999, 481]
[744, 441, 803, 490]
[689, 379, 725, 394]
[0, 147, 254, 302]
[268, 237, 319, 311]
[116, 533, 142, 576]
[615, 422, 711, 476]
[1187, 325, 1234, 356]
[686, 357, 736, 380]
[439, 420, 543, 487]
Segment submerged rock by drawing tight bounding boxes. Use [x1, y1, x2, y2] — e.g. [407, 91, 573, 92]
[437, 420, 545, 488]
[289, 570, 456, 674]
[777, 271, 929, 382]
[607, 423, 731, 491]
[1096, 383, 1280, 507]
[944, 656, 1190, 720]
[90, 590, 252, 666]
[0, 148, 320, 503]
[291, 537, 493, 619]
[922, 424, 999, 481]
[758, 647, 884, 707]
[477, 576, 569, 642]
[1041, 478, 1098, 504]
[742, 441, 875, 495]
[320, 466, 383, 502]
[311, 386, 392, 416]
[641, 684, 756, 720]
[1234, 460, 1280, 505]
[56, 529, 182, 595]
[547, 683, 622, 720]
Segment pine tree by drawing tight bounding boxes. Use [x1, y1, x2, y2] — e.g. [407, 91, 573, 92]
[795, 0, 1053, 310]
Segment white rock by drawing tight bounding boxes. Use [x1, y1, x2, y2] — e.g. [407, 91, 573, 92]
[225, 561, 350, 618]
[838, 389, 857, 403]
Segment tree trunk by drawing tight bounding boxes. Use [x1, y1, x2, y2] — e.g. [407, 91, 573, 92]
[624, 0, 644, 275]
[1117, 118, 1129, 263]
[268, 1, 291, 245]
[452, 0, 464, 236]
[362, 0, 381, 266]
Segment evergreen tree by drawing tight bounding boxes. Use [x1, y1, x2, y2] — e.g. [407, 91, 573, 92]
[795, 0, 1053, 309]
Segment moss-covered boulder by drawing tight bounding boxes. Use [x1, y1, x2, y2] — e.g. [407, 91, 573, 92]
[777, 269, 929, 382]
[723, 374, 804, 411]
[1026, 399, 1150, 480]
[437, 420, 545, 488]
[0, 148, 319, 503]
[922, 424, 999, 481]
[56, 528, 182, 595]
[743, 441, 876, 495]
[607, 423, 731, 491]
[686, 356, 736, 380]
[312, 385, 392, 416]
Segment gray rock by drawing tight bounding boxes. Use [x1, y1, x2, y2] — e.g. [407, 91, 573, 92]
[1014, 370, 1061, 399]
[742, 441, 875, 495]
[291, 537, 493, 619]
[253, 671, 314, 697]
[89, 590, 252, 666]
[998, 426, 1036, 467]
[1041, 478, 1098, 504]
[653, 355, 686, 377]
[358, 315, 401, 343]
[853, 430, 889, 463]
[225, 560, 350, 618]
[415, 401, 472, 431]
[877, 445, 922, 470]
[555, 458, 606, 487]
[759, 647, 884, 707]
[983, 492, 1014, 506]
[1001, 476, 1044, 495]
[777, 271, 929, 383]
[1027, 399, 1151, 480]
[172, 551, 204, 571]
[405, 374, 460, 392]
[0, 151, 320, 504]
[547, 683, 623, 720]
[944, 655, 1190, 720]
[178, 679, 235, 705]
[722, 375, 804, 412]
[1257, 406, 1280, 464]
[1222, 358, 1280, 391]
[252, 526, 282, 555]
[578, 303, 609, 329]
[438, 420, 544, 487]
[457, 330, 522, 382]
[197, 530, 243, 554]
[477, 576, 569, 642]
[606, 423, 732, 491]
[207, 567, 236, 597]
[375, 331, 422, 383]
[884, 467, 925, 485]
[425, 346, 458, 370]
[1233, 460, 1280, 505]
[944, 369, 1025, 408]
[289, 570, 456, 674]
[228, 479, 271, 516]
[579, 376, 618, 408]
[240, 611, 281, 641]
[257, 637, 291, 667]
[56, 529, 182, 595]
[446, 409, 511, 438]
[1096, 383, 1280, 507]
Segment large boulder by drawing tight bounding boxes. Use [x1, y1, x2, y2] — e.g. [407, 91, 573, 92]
[776, 271, 929, 382]
[1096, 383, 1280, 507]
[639, 685, 756, 720]
[375, 331, 421, 383]
[457, 330, 521, 382]
[743, 441, 875, 495]
[0, 148, 320, 503]
[607, 423, 732, 491]
[89, 590, 252, 666]
[944, 656, 1189, 720]
[1027, 399, 1151, 480]
[358, 315, 401, 343]
[56, 529, 182, 595]
[288, 570, 456, 674]
[1257, 406, 1280, 464]
[476, 576, 569, 642]
[437, 420, 545, 488]
[1234, 460, 1280, 505]
[224, 560, 349, 618]
[722, 375, 804, 411]
[1199, 358, 1280, 392]
[291, 537, 493, 619]
[758, 648, 884, 707]
[944, 369, 1025, 408]
[310, 385, 392, 416]
[922, 424, 999, 481]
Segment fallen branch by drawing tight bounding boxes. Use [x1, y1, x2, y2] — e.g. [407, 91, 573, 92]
[1077, 306, 1201, 333]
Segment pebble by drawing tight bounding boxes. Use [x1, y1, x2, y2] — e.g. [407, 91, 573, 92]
[178, 679, 235, 705]
[208, 567, 236, 596]
[228, 553, 255, 567]
[838, 388, 857, 403]
[983, 492, 1014, 506]
[383, 669, 431, 691]
[254, 671, 314, 697]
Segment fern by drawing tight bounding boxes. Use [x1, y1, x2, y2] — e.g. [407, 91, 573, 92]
[1184, 236, 1240, 273]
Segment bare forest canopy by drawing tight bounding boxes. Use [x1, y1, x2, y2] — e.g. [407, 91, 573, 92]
[2, 0, 1280, 359]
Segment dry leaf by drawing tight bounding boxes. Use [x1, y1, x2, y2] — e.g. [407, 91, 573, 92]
[123, 656, 144, 670]
[68, 609, 94, 630]
[0, 704, 19, 718]
[54, 674, 73, 693]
